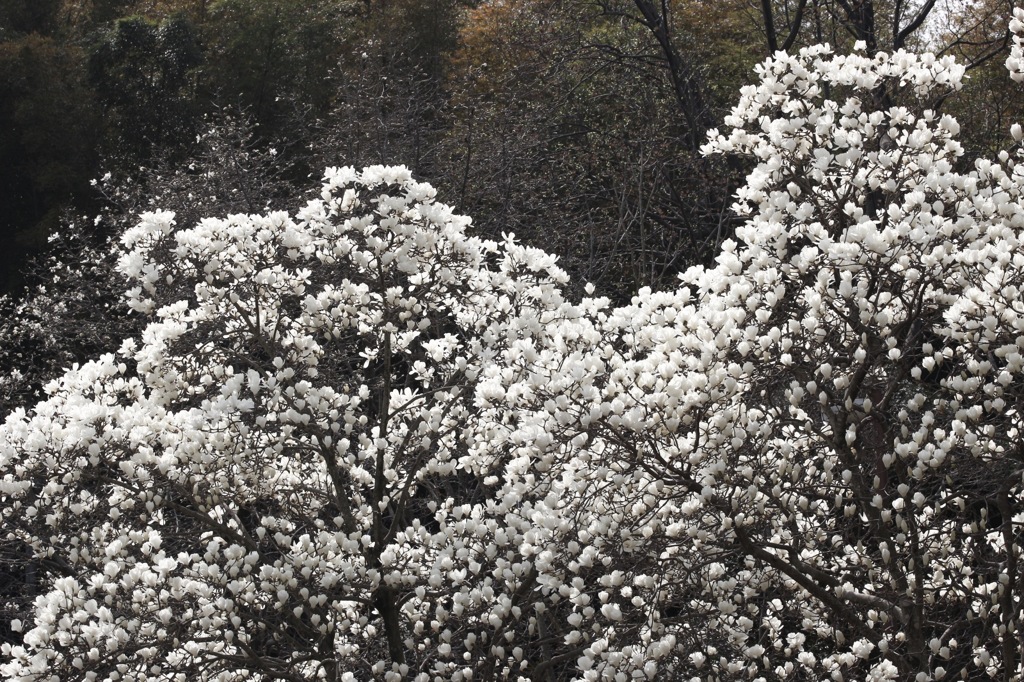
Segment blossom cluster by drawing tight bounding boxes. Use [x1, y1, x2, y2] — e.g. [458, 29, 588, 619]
[6, 28, 1024, 682]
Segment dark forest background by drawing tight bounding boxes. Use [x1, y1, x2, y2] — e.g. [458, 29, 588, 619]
[0, 0, 1020, 301]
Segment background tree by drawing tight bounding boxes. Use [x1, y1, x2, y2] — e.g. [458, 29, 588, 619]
[0, 28, 99, 291]
[932, 0, 1023, 157]
[0, 0, 61, 37]
[199, 0, 340, 131]
[89, 14, 203, 162]
[438, 0, 758, 300]
[303, 0, 464, 184]
[3, 0, 1019, 300]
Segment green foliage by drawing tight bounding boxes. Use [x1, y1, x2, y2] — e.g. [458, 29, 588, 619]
[91, 0, 144, 25]
[385, 0, 462, 80]
[0, 33, 99, 288]
[88, 14, 203, 158]
[0, 0, 61, 37]
[202, 0, 342, 127]
[0, 35, 97, 195]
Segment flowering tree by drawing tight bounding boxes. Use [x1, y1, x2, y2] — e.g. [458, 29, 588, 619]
[475, 25, 1024, 682]
[9, 13, 1024, 681]
[0, 166, 577, 680]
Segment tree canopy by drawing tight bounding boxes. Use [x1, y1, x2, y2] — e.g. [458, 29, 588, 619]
[7, 8, 1024, 679]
